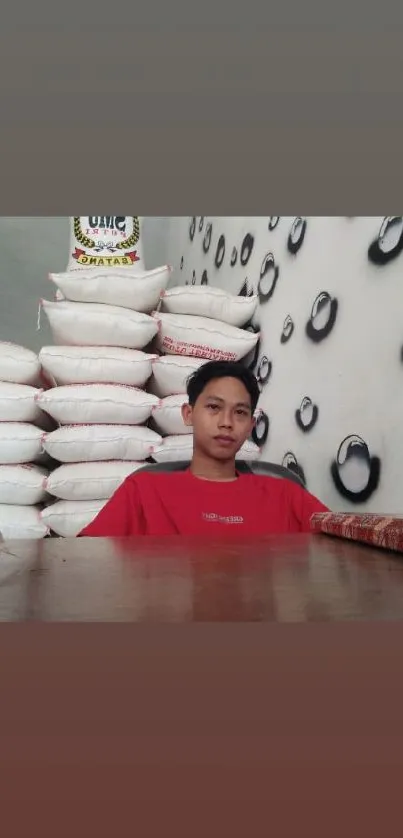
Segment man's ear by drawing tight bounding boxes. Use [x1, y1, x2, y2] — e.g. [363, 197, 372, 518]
[181, 402, 193, 427]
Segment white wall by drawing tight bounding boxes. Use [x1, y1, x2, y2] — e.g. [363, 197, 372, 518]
[163, 216, 403, 514]
[0, 216, 170, 352]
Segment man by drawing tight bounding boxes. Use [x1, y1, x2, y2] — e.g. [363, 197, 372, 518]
[80, 360, 328, 537]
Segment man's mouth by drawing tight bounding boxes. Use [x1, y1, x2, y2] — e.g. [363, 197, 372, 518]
[214, 435, 236, 445]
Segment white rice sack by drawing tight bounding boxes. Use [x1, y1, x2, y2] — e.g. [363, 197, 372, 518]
[67, 215, 145, 271]
[160, 285, 258, 328]
[42, 425, 161, 464]
[40, 300, 158, 349]
[0, 423, 44, 465]
[151, 435, 261, 463]
[0, 341, 41, 385]
[49, 264, 171, 312]
[45, 461, 143, 501]
[0, 464, 48, 505]
[41, 499, 107, 538]
[152, 312, 260, 362]
[151, 394, 191, 436]
[0, 505, 49, 540]
[39, 346, 156, 388]
[150, 355, 206, 397]
[0, 382, 45, 423]
[37, 384, 159, 426]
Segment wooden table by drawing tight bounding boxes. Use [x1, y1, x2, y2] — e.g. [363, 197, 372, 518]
[1, 532, 403, 621]
[1, 534, 403, 836]
[0, 535, 403, 623]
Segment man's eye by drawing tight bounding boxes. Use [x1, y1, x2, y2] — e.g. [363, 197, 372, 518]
[207, 404, 219, 410]
[236, 409, 248, 416]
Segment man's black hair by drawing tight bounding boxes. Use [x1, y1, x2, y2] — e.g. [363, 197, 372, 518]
[186, 360, 260, 413]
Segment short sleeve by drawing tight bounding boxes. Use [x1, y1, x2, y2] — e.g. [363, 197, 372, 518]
[288, 483, 329, 533]
[79, 477, 144, 537]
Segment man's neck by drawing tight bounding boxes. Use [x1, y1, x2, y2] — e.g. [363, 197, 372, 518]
[190, 450, 237, 482]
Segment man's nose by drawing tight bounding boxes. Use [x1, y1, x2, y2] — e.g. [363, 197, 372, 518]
[218, 410, 233, 428]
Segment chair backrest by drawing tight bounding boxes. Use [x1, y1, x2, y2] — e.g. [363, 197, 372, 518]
[137, 459, 305, 487]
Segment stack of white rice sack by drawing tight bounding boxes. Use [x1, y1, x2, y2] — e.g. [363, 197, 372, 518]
[147, 284, 262, 464]
[36, 264, 172, 537]
[0, 342, 53, 540]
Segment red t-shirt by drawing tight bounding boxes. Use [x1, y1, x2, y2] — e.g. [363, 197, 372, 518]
[79, 470, 328, 537]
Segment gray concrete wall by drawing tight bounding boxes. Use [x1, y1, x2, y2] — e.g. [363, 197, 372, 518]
[0, 217, 170, 353]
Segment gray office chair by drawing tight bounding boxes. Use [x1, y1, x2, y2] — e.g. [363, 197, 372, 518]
[137, 459, 305, 487]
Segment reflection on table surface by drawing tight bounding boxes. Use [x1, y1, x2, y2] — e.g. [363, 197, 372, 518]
[1, 533, 403, 622]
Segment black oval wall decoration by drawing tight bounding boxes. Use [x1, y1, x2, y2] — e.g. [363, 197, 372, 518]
[306, 292, 338, 343]
[202, 222, 212, 254]
[287, 217, 307, 254]
[295, 396, 318, 433]
[189, 217, 196, 241]
[256, 355, 272, 387]
[239, 278, 254, 298]
[258, 252, 279, 303]
[191, 270, 197, 285]
[230, 246, 238, 267]
[280, 315, 294, 344]
[201, 269, 209, 285]
[282, 452, 306, 486]
[268, 217, 280, 230]
[368, 216, 403, 265]
[251, 410, 269, 448]
[240, 233, 254, 266]
[180, 256, 184, 270]
[214, 234, 226, 268]
[331, 434, 381, 503]
[199, 216, 204, 232]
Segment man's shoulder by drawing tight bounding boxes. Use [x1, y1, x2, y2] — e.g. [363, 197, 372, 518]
[239, 472, 304, 495]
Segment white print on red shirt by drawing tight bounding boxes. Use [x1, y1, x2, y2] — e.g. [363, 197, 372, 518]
[202, 512, 244, 524]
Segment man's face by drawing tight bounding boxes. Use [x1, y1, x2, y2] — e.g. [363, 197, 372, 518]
[181, 376, 255, 461]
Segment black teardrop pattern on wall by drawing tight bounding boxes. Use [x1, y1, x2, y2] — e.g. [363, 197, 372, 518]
[199, 217, 204, 232]
[251, 410, 269, 448]
[189, 217, 196, 241]
[305, 292, 338, 343]
[258, 252, 279, 303]
[230, 246, 238, 266]
[268, 217, 280, 230]
[192, 270, 197, 285]
[201, 269, 209, 285]
[240, 233, 254, 266]
[203, 222, 213, 254]
[180, 256, 184, 270]
[280, 315, 294, 344]
[282, 452, 306, 487]
[295, 396, 319, 433]
[238, 278, 254, 298]
[214, 234, 226, 268]
[287, 217, 307, 254]
[368, 217, 403, 265]
[331, 435, 381, 503]
[256, 355, 272, 391]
